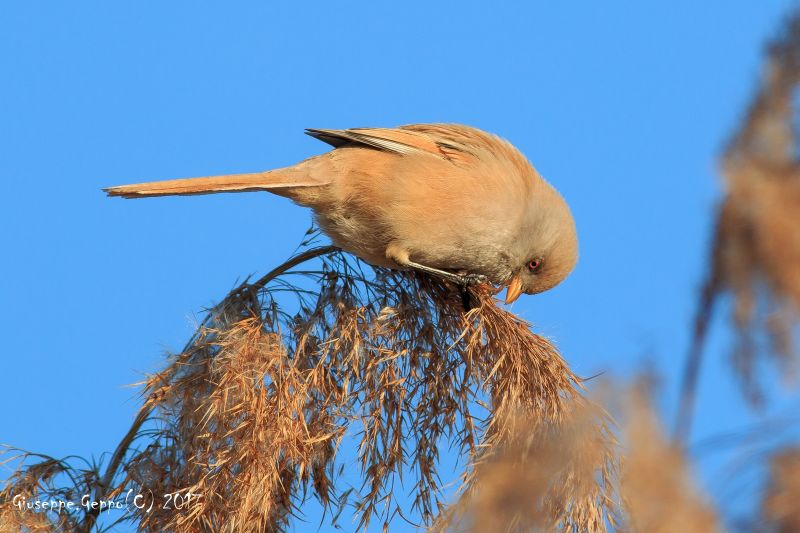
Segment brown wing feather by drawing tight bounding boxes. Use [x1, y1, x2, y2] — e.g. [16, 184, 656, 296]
[401, 123, 536, 174]
[305, 126, 473, 163]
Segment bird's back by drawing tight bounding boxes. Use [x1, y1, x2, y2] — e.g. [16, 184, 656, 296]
[302, 124, 545, 281]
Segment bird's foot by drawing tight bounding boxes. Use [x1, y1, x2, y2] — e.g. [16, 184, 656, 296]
[457, 273, 487, 286]
[455, 273, 487, 312]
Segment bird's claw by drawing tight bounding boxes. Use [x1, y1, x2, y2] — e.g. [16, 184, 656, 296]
[456, 274, 485, 312]
[459, 273, 487, 286]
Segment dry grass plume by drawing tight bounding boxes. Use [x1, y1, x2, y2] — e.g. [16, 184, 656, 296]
[1, 243, 617, 531]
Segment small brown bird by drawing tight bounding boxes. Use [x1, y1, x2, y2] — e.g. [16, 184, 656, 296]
[105, 124, 578, 303]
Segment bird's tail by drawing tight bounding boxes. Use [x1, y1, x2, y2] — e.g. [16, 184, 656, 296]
[104, 167, 317, 199]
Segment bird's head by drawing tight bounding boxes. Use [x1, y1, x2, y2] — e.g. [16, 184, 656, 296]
[504, 185, 578, 304]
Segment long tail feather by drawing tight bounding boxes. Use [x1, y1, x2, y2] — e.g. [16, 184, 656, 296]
[104, 168, 313, 199]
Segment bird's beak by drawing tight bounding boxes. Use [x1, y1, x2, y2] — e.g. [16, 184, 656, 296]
[504, 275, 523, 304]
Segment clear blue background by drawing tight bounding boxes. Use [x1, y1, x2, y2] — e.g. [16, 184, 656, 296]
[2, 1, 798, 531]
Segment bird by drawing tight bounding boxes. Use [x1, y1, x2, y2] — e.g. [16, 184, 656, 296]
[104, 124, 578, 304]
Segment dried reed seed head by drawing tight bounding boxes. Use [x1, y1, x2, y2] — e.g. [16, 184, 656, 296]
[620, 387, 720, 533]
[0, 453, 84, 532]
[762, 448, 800, 531]
[431, 398, 617, 533]
[699, 11, 800, 401]
[1, 249, 616, 532]
[118, 257, 615, 531]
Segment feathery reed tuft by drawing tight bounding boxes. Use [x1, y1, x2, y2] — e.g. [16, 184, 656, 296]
[432, 398, 617, 532]
[2, 241, 617, 531]
[0, 452, 84, 532]
[762, 448, 800, 531]
[676, 10, 800, 442]
[711, 14, 800, 395]
[620, 386, 720, 533]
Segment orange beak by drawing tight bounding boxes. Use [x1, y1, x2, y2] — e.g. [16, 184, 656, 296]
[504, 275, 523, 304]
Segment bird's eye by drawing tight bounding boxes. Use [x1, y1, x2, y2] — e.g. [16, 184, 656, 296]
[528, 259, 542, 272]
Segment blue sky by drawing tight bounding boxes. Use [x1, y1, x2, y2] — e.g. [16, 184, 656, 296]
[2, 1, 798, 530]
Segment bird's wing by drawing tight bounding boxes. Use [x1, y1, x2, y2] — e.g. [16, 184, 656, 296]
[305, 126, 473, 163]
[401, 123, 534, 176]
